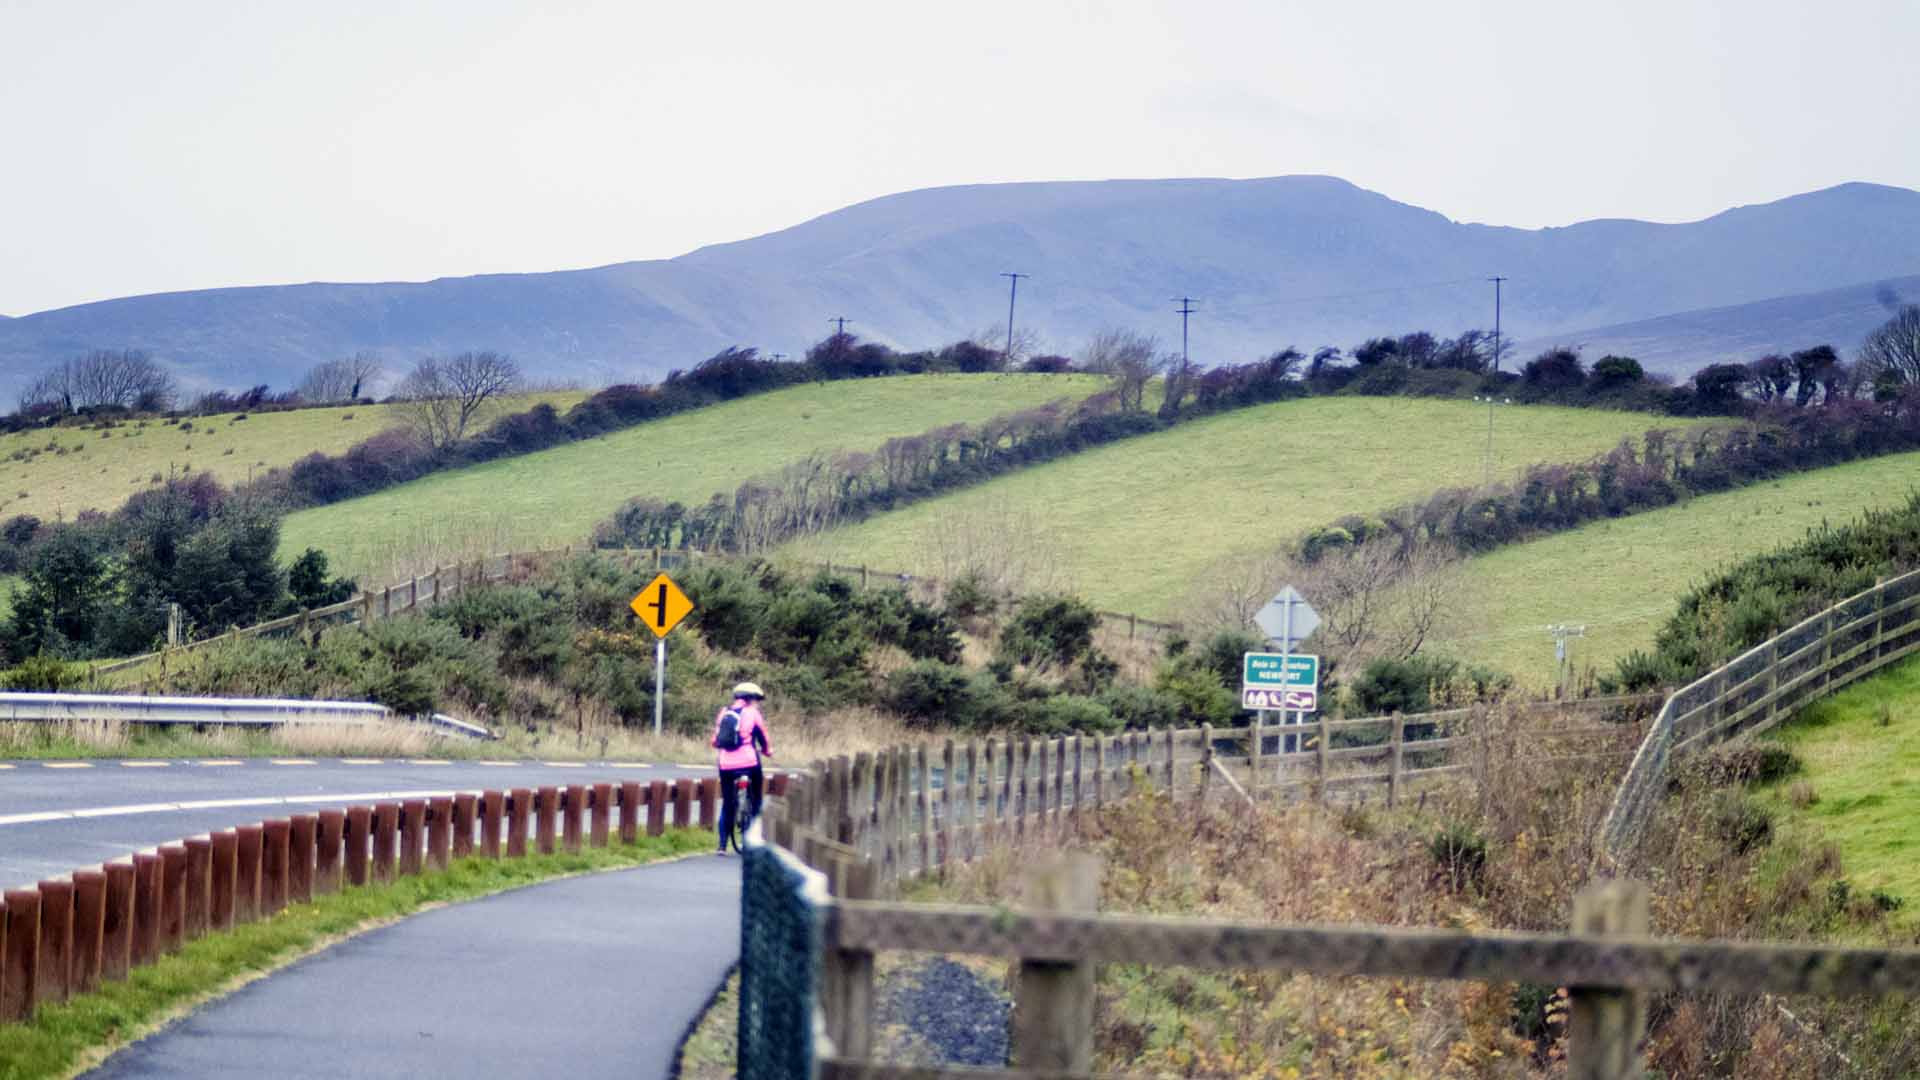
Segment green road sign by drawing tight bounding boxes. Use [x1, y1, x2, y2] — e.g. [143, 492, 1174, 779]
[1241, 652, 1320, 711]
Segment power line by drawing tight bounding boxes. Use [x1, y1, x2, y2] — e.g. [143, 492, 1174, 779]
[1000, 272, 1027, 365]
[1171, 297, 1197, 365]
[828, 316, 850, 336]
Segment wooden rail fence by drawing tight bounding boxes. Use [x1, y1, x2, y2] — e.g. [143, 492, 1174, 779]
[745, 698, 1918, 1079]
[1598, 566, 1920, 866]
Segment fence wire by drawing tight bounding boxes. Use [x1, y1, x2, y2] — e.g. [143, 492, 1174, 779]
[738, 843, 823, 1080]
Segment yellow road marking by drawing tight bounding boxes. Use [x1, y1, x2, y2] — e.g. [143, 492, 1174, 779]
[43, 762, 93, 769]
[477, 761, 517, 767]
[341, 759, 384, 765]
[608, 763, 653, 769]
[409, 759, 450, 766]
[120, 761, 171, 768]
[542, 762, 586, 768]
[270, 759, 316, 766]
[196, 760, 244, 766]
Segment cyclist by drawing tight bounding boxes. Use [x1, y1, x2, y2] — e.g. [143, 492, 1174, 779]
[712, 681, 771, 854]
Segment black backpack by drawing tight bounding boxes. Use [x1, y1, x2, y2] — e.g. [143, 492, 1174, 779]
[716, 708, 744, 752]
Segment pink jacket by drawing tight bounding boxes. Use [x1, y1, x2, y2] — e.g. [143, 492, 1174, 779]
[712, 699, 769, 770]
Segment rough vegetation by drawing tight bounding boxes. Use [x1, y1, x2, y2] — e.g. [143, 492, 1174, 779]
[916, 707, 1917, 1078]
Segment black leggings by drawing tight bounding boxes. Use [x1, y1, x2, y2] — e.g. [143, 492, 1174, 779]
[718, 764, 764, 850]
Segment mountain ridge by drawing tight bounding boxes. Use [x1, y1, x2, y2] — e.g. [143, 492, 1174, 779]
[4, 176, 1918, 400]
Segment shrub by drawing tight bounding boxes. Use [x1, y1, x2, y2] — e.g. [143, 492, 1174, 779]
[1428, 821, 1488, 892]
[1012, 694, 1116, 735]
[942, 570, 999, 620]
[1349, 654, 1509, 715]
[1151, 654, 1238, 726]
[999, 594, 1101, 672]
[1, 654, 87, 692]
[1096, 685, 1184, 730]
[886, 660, 983, 728]
[1709, 790, 1774, 854]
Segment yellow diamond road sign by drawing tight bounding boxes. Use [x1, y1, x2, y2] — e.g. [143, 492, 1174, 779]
[630, 573, 694, 638]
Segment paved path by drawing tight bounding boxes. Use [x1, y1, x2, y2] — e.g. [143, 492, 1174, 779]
[86, 854, 740, 1080]
[0, 759, 705, 889]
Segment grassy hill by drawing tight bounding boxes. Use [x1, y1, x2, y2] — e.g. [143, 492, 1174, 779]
[786, 398, 1695, 616]
[1758, 653, 1920, 924]
[1430, 451, 1920, 686]
[279, 374, 1105, 581]
[0, 392, 586, 523]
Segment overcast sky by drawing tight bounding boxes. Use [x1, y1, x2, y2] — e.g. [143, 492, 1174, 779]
[4, 0, 1917, 317]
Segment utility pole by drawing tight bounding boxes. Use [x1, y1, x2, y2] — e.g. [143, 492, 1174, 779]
[1000, 272, 1027, 367]
[1488, 276, 1507, 373]
[829, 316, 850, 337]
[1170, 297, 1197, 366]
[1549, 623, 1586, 698]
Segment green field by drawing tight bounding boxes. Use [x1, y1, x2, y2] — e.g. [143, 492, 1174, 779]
[787, 398, 1697, 617]
[0, 392, 586, 523]
[279, 374, 1105, 581]
[1760, 654, 1920, 918]
[1432, 451, 1920, 686]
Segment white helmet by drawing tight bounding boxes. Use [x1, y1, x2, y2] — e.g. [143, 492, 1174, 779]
[732, 682, 766, 700]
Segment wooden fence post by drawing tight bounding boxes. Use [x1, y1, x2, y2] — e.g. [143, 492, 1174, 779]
[1388, 714, 1405, 808]
[823, 856, 879, 1061]
[1015, 739, 1031, 839]
[36, 879, 72, 1004]
[1071, 735, 1084, 827]
[1200, 724, 1214, 799]
[915, 745, 933, 876]
[1316, 713, 1331, 800]
[1249, 713, 1262, 790]
[939, 741, 956, 872]
[1567, 879, 1650, 1079]
[1052, 738, 1067, 829]
[1034, 740, 1050, 828]
[71, 871, 105, 994]
[1011, 853, 1101, 1072]
[103, 862, 136, 981]
[1821, 608, 1837, 695]
[619, 782, 642, 844]
[2, 889, 39, 1021]
[1163, 729, 1176, 794]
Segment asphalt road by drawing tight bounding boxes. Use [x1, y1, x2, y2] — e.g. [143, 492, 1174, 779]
[1, 758, 710, 890]
[84, 853, 741, 1079]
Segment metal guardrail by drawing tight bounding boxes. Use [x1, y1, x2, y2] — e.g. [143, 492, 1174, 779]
[0, 692, 492, 739]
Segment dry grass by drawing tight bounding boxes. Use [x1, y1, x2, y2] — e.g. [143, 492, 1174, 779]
[901, 702, 1911, 1078]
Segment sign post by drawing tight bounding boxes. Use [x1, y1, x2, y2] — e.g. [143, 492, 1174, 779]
[630, 573, 695, 736]
[1253, 586, 1320, 758]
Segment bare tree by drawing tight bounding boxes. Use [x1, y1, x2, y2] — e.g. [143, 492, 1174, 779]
[911, 496, 1075, 599]
[971, 324, 1042, 366]
[297, 353, 383, 403]
[1077, 330, 1159, 411]
[396, 351, 521, 449]
[1196, 542, 1458, 667]
[21, 349, 177, 413]
[1860, 304, 1920, 389]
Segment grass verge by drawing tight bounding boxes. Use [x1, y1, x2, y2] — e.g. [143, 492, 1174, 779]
[0, 827, 712, 1080]
[0, 702, 919, 766]
[675, 971, 739, 1080]
[1758, 653, 1920, 922]
[1431, 449, 1920, 686]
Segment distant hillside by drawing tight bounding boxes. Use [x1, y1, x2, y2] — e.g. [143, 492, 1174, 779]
[1521, 275, 1920, 376]
[3, 177, 1919, 401]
